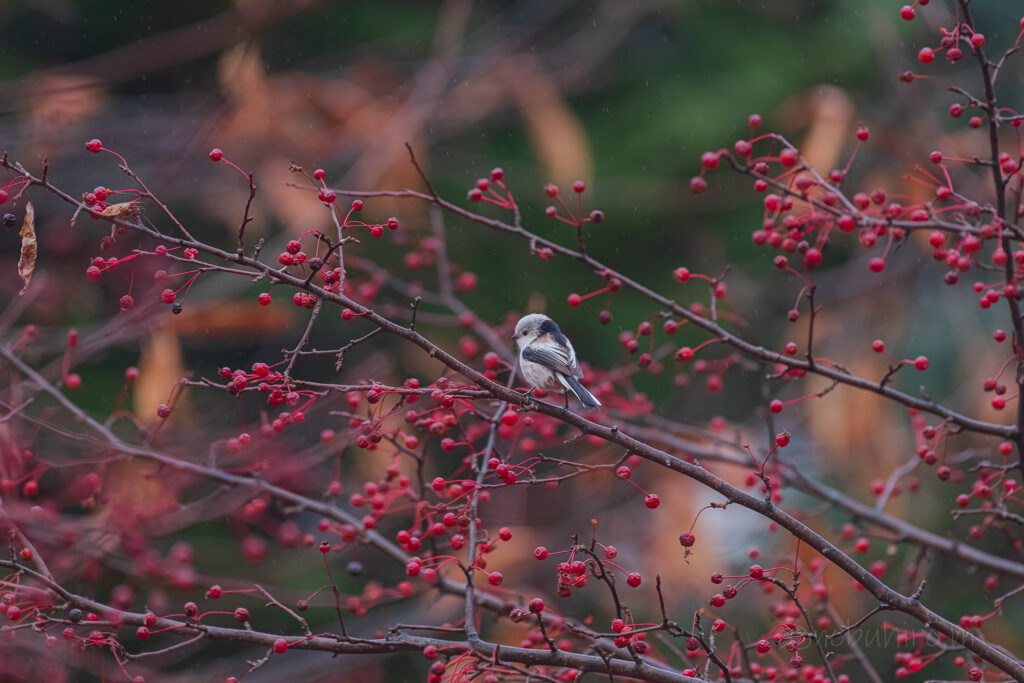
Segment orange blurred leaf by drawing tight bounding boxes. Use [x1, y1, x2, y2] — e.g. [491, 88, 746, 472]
[507, 60, 592, 185]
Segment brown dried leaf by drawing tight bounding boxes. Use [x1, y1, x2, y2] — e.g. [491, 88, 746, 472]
[100, 201, 142, 220]
[18, 202, 36, 295]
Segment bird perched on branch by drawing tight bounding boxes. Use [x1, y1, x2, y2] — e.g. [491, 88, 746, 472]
[513, 313, 601, 409]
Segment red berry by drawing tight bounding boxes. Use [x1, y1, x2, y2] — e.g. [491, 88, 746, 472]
[913, 356, 929, 371]
[644, 493, 660, 509]
[209, 148, 223, 161]
[626, 572, 641, 587]
[273, 638, 287, 654]
[258, 292, 271, 306]
[86, 139, 103, 153]
[573, 180, 585, 193]
[690, 177, 707, 194]
[919, 47, 935, 64]
[803, 248, 822, 269]
[679, 532, 695, 547]
[567, 293, 582, 307]
[700, 152, 719, 170]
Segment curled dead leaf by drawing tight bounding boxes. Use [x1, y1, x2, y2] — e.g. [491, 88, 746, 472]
[100, 202, 142, 220]
[18, 202, 36, 295]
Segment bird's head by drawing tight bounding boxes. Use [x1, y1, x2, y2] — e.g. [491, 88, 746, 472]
[513, 313, 550, 349]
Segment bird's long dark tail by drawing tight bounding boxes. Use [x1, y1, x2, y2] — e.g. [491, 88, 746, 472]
[559, 375, 601, 409]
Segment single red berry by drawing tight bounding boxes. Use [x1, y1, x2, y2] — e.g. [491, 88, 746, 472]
[856, 127, 869, 140]
[803, 248, 822, 269]
[626, 572, 641, 587]
[86, 266, 102, 282]
[644, 493, 660, 509]
[573, 180, 585, 193]
[971, 34, 985, 48]
[119, 295, 134, 310]
[679, 532, 695, 547]
[779, 149, 798, 167]
[919, 47, 935, 64]
[869, 257, 885, 273]
[914, 356, 929, 371]
[258, 293, 271, 306]
[209, 148, 223, 161]
[756, 638, 771, 654]
[488, 572, 503, 586]
[273, 638, 288, 654]
[690, 177, 707, 194]
[567, 293, 582, 307]
[86, 139, 103, 153]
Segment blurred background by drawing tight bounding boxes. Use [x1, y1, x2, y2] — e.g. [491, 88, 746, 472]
[3, 0, 1024, 680]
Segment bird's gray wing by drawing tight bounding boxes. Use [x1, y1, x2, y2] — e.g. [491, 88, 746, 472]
[522, 345, 576, 377]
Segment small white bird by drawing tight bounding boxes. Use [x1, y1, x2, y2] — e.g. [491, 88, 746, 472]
[513, 313, 601, 409]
